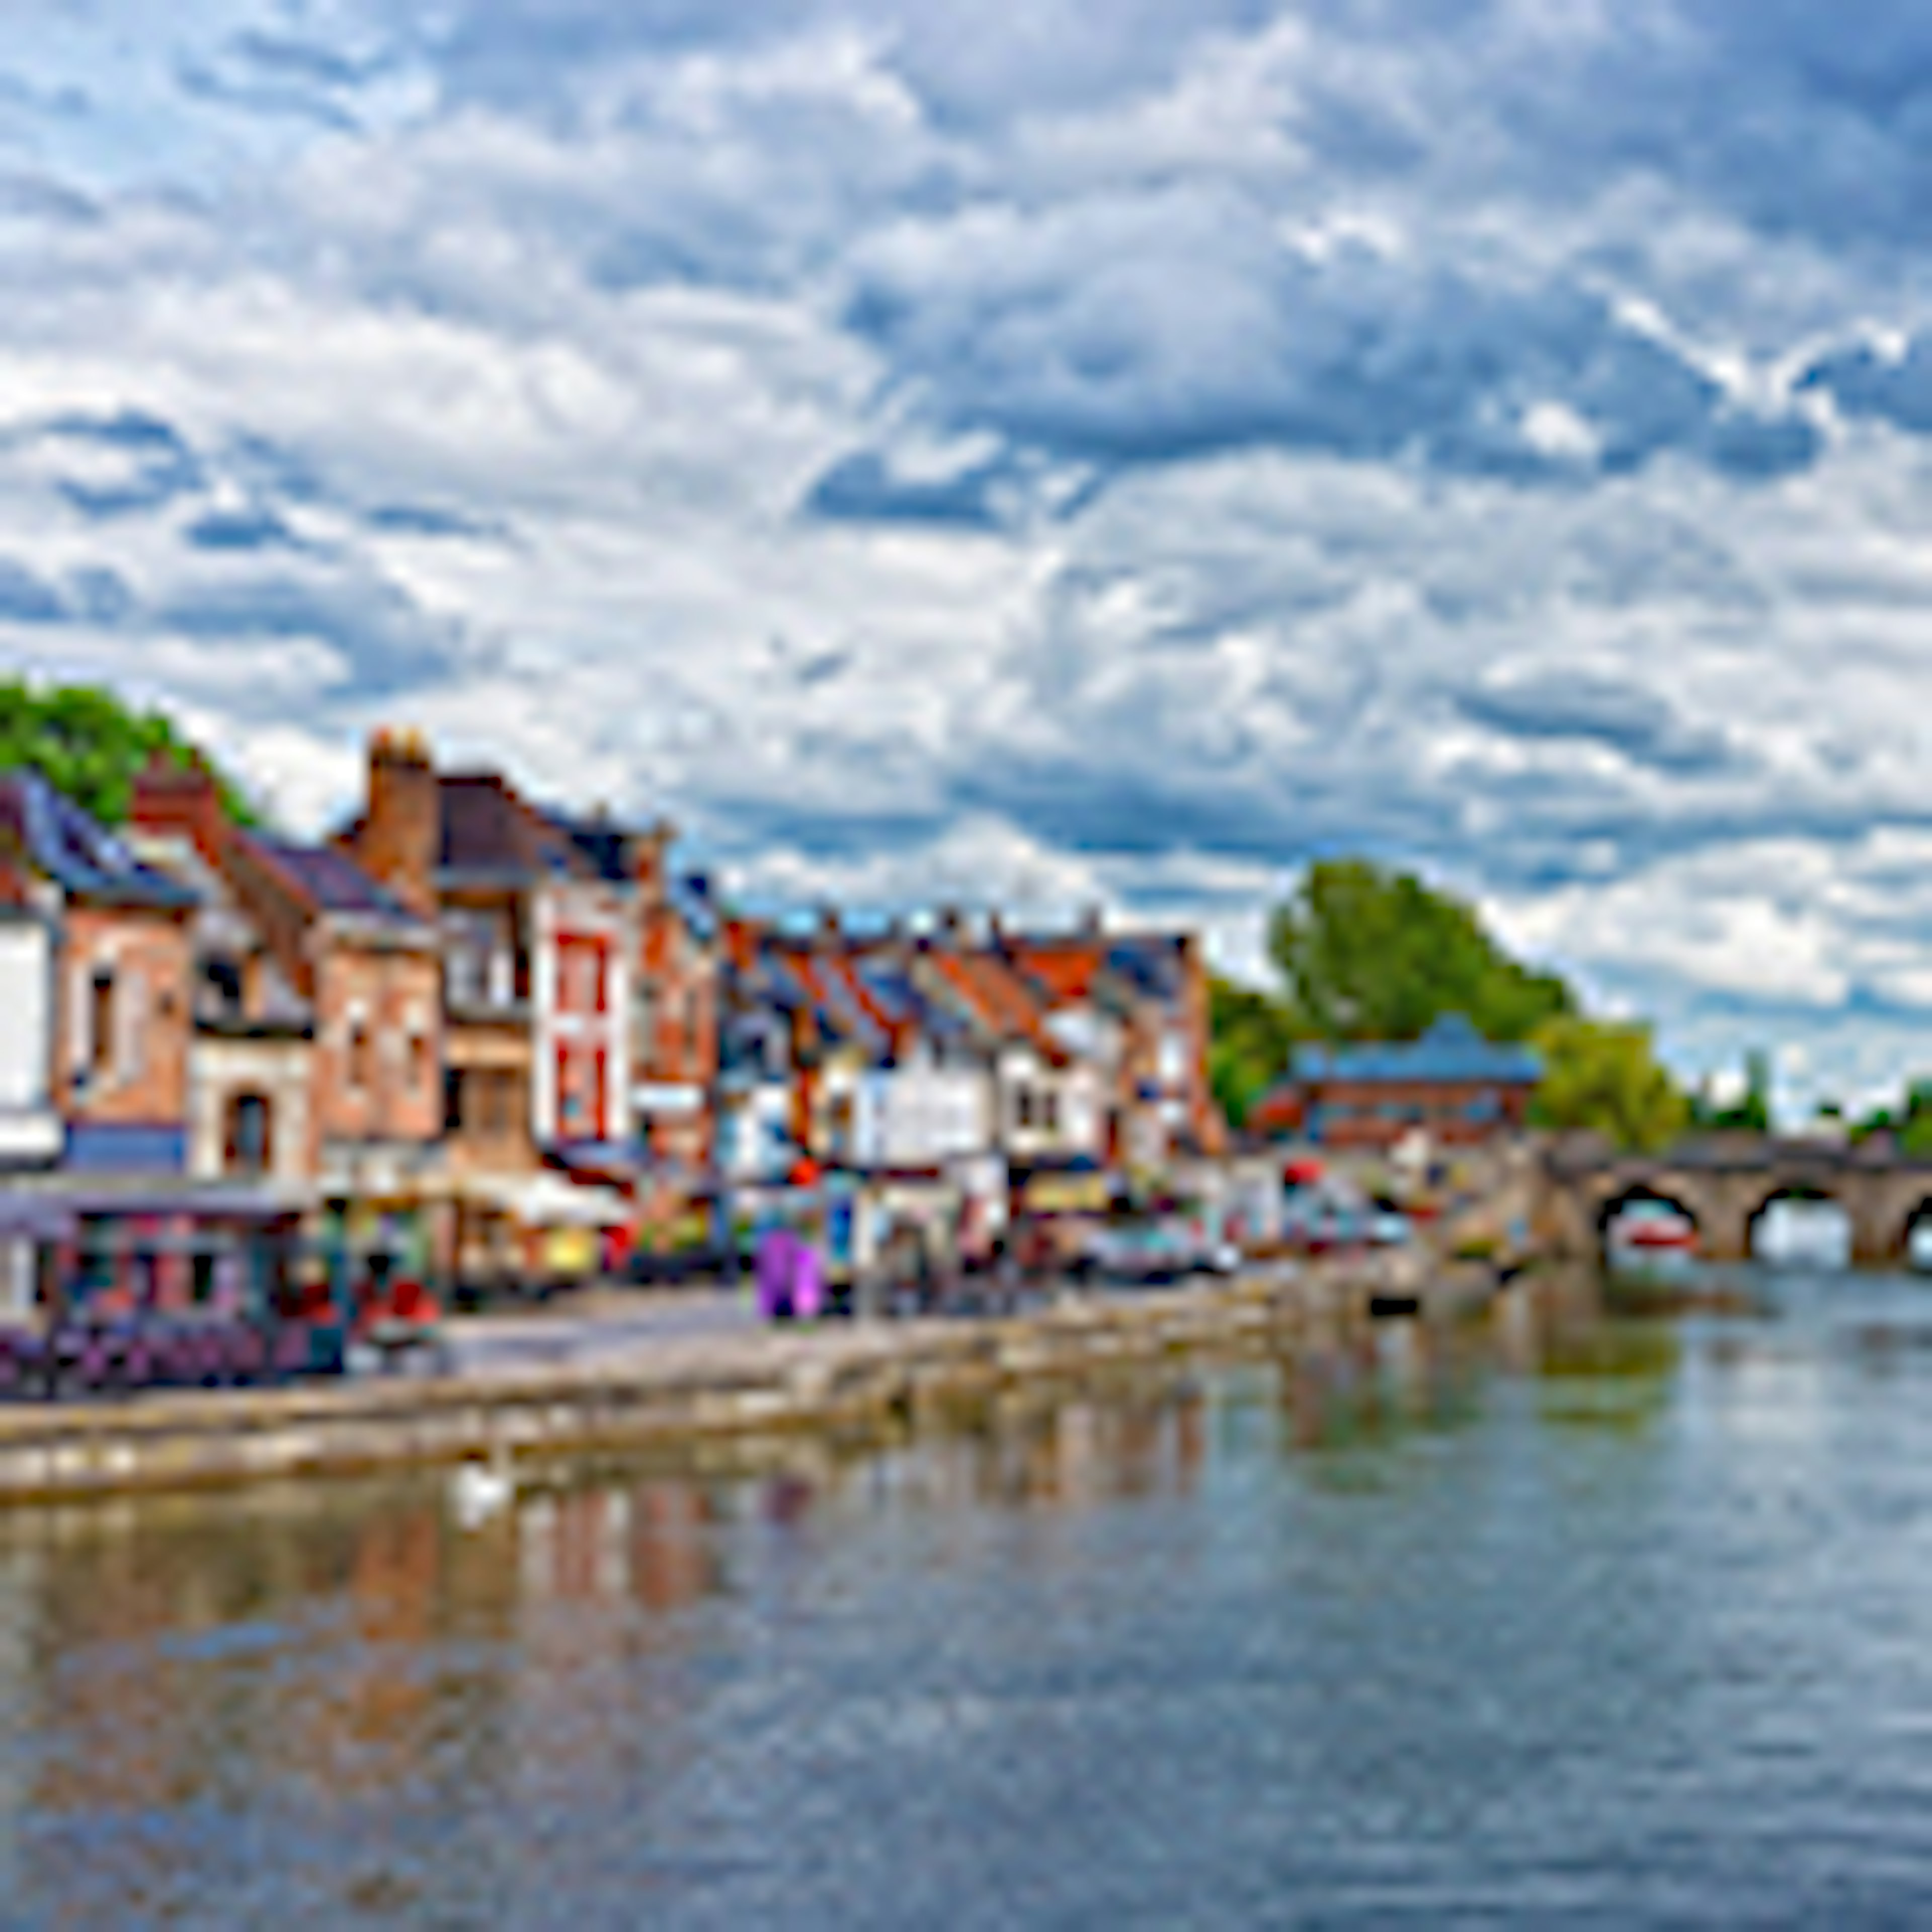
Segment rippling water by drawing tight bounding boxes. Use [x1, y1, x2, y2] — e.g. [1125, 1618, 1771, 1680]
[7, 1270, 1932, 1927]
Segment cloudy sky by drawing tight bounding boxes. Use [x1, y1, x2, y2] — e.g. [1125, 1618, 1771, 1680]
[6, 2, 1932, 1111]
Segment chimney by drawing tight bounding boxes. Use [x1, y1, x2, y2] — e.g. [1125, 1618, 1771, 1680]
[988, 911, 1006, 946]
[1080, 904, 1105, 937]
[130, 752, 226, 864]
[630, 822, 670, 905]
[359, 728, 438, 912]
[815, 905, 841, 947]
[936, 905, 963, 941]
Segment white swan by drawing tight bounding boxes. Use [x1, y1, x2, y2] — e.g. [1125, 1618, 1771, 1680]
[450, 1448, 515, 1528]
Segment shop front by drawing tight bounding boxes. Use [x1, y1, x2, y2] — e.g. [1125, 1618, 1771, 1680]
[449, 1170, 630, 1301]
[0, 1181, 332, 1396]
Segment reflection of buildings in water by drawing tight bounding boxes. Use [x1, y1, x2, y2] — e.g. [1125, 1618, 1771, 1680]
[503, 1476, 722, 1832]
[516, 1479, 720, 1618]
[280, 1504, 466, 1808]
[1493, 1279, 1542, 1375]
[762, 1471, 816, 1531]
[631, 1481, 718, 1616]
[0, 1543, 40, 1901]
[1280, 1351, 1369, 1452]
[1055, 1401, 1105, 1507]
[1374, 1320, 1435, 1417]
[958, 1381, 1209, 1511]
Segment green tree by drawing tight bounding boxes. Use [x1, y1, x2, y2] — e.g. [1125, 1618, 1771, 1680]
[1692, 1049, 1773, 1133]
[0, 678, 256, 826]
[1852, 1077, 1932, 1151]
[1266, 857, 1574, 1043]
[1528, 1015, 1688, 1153]
[1209, 974, 1301, 1128]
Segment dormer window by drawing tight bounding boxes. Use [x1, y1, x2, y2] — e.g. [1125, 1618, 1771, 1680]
[204, 957, 244, 1020]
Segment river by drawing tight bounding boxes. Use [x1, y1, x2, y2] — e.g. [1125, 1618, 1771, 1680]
[4, 1268, 1932, 1927]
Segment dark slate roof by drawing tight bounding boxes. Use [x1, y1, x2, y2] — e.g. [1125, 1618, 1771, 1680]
[1292, 1014, 1543, 1086]
[438, 775, 560, 877]
[810, 957, 892, 1058]
[547, 812, 631, 884]
[1104, 936, 1186, 1002]
[0, 771, 195, 908]
[253, 837, 422, 924]
[672, 871, 719, 943]
[856, 958, 978, 1046]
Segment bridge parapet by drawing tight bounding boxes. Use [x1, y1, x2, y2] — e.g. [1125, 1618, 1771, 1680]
[1534, 1133, 1932, 1265]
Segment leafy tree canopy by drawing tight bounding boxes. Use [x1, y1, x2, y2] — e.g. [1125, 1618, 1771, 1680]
[1211, 857, 1699, 1151]
[1528, 1015, 1687, 1154]
[1852, 1076, 1932, 1153]
[1209, 973, 1303, 1129]
[1688, 1048, 1773, 1134]
[1267, 858, 1575, 1044]
[0, 678, 257, 827]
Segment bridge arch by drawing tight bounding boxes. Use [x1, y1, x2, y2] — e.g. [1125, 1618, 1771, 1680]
[1745, 1181, 1849, 1266]
[1887, 1194, 1932, 1269]
[1598, 1181, 1702, 1235]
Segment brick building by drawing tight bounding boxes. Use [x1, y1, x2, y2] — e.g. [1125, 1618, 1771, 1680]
[129, 756, 448, 1275]
[339, 732, 654, 1279]
[1251, 1014, 1542, 1151]
[629, 824, 720, 1207]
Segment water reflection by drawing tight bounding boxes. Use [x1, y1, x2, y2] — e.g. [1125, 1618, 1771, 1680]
[9, 1273, 1920, 1926]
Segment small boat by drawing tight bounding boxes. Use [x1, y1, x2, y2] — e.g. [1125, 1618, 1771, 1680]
[1613, 1203, 1698, 1252]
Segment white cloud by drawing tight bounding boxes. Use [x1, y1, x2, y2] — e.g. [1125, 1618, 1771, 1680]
[8, 0, 1932, 1100]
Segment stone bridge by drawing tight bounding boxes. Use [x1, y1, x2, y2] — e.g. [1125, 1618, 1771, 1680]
[1535, 1133, 1932, 1266]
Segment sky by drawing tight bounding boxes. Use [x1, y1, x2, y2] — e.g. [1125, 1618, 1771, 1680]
[4, 2, 1932, 1116]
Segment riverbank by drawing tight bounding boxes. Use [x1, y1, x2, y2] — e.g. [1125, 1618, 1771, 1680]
[0, 1254, 1499, 1506]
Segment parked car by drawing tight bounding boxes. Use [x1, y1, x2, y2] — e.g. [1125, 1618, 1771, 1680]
[1078, 1220, 1238, 1287]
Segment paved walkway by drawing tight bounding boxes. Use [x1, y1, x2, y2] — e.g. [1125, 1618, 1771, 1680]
[445, 1285, 761, 1379]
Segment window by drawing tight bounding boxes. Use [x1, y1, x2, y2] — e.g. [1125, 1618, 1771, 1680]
[444, 1070, 465, 1134]
[204, 957, 244, 1019]
[1040, 1090, 1060, 1134]
[1015, 1087, 1035, 1130]
[89, 970, 115, 1077]
[347, 1016, 372, 1092]
[480, 1070, 523, 1138]
[225, 1092, 273, 1175]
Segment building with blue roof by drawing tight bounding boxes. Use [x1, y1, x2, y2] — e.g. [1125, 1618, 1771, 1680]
[1254, 1014, 1544, 1150]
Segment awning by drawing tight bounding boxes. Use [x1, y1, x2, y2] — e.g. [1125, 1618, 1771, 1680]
[462, 1171, 630, 1228]
[551, 1141, 647, 1185]
[0, 1194, 76, 1240]
[37, 1180, 309, 1221]
[1022, 1172, 1111, 1214]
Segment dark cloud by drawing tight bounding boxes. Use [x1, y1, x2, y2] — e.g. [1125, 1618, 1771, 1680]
[0, 558, 68, 625]
[1454, 675, 1742, 779]
[428, 0, 1273, 123]
[0, 170, 99, 226]
[364, 502, 505, 541]
[175, 57, 362, 132]
[154, 573, 457, 691]
[803, 449, 1008, 529]
[844, 197, 1818, 484]
[29, 409, 205, 519]
[184, 503, 303, 553]
[222, 31, 380, 93]
[68, 567, 134, 627]
[1802, 337, 1932, 435]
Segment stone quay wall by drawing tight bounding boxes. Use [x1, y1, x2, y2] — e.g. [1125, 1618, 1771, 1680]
[0, 1258, 1490, 1507]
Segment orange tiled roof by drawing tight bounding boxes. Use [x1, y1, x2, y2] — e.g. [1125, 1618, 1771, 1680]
[1004, 939, 1107, 1005]
[929, 947, 1069, 1066]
